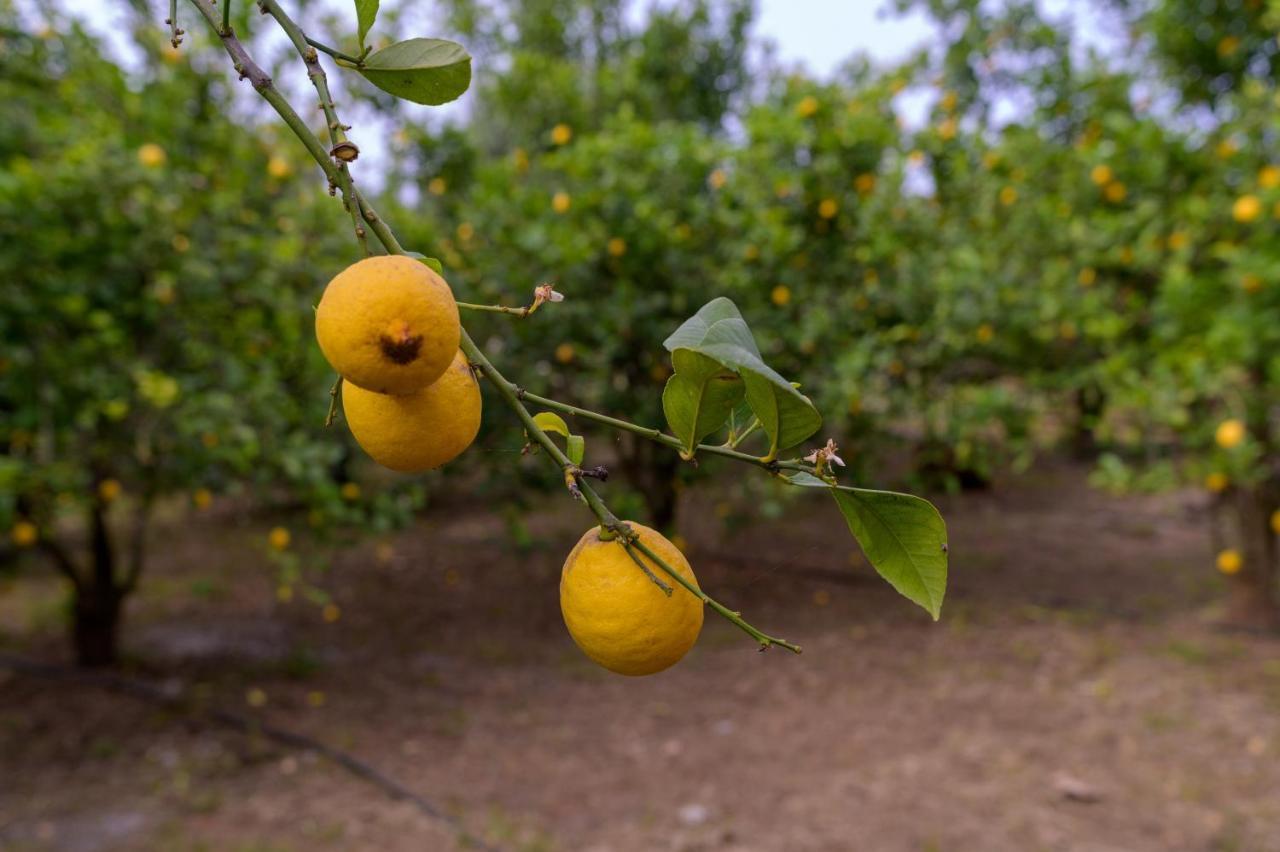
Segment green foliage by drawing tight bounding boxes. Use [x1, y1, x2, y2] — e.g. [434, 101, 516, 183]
[663, 299, 821, 461]
[0, 16, 417, 573]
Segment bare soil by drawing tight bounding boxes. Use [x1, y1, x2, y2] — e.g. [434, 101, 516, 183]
[3, 465, 1280, 851]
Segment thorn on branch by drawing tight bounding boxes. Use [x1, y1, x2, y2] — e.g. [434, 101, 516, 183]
[577, 465, 609, 482]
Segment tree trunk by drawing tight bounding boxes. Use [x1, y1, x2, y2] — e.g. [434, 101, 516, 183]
[71, 499, 126, 667]
[1222, 488, 1279, 631]
[73, 583, 123, 667]
[1071, 383, 1105, 460]
[617, 435, 680, 532]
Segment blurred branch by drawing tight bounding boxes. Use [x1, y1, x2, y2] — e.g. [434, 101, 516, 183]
[37, 536, 84, 592]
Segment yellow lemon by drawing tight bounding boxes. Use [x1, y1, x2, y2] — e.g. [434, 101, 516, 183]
[268, 527, 291, 550]
[938, 118, 957, 140]
[1233, 195, 1262, 223]
[560, 523, 704, 676]
[709, 169, 727, 190]
[999, 186, 1018, 206]
[1242, 273, 1262, 294]
[322, 603, 341, 623]
[1090, 164, 1112, 186]
[552, 192, 571, 213]
[1271, 510, 1280, 535]
[1259, 165, 1280, 189]
[98, 479, 122, 502]
[1204, 472, 1228, 493]
[771, 285, 791, 307]
[342, 351, 481, 472]
[340, 482, 361, 501]
[607, 237, 627, 257]
[1215, 418, 1245, 449]
[976, 323, 994, 343]
[1103, 181, 1127, 203]
[854, 173, 877, 195]
[427, 177, 447, 196]
[1216, 549, 1242, 575]
[1078, 267, 1097, 287]
[554, 342, 576, 364]
[193, 488, 213, 509]
[550, 123, 573, 145]
[137, 143, 167, 168]
[796, 95, 819, 118]
[315, 255, 460, 395]
[267, 156, 292, 179]
[818, 198, 839, 219]
[11, 521, 37, 548]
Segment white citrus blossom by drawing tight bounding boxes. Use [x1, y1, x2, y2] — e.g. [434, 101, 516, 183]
[804, 438, 845, 471]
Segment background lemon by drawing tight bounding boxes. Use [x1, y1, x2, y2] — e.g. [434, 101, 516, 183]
[342, 350, 481, 472]
[560, 522, 704, 676]
[315, 255, 460, 395]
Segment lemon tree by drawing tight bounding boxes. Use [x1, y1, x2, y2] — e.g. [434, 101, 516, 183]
[0, 11, 419, 665]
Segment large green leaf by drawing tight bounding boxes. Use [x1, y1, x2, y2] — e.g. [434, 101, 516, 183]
[358, 39, 471, 106]
[354, 0, 379, 50]
[663, 298, 821, 460]
[662, 349, 744, 458]
[787, 473, 948, 619]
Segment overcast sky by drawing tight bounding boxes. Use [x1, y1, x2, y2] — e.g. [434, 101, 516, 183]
[58, 0, 934, 77]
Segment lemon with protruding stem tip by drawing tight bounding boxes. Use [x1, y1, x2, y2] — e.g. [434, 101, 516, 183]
[342, 350, 481, 472]
[560, 523, 704, 676]
[315, 255, 460, 396]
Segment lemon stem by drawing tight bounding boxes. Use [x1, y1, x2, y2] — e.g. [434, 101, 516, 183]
[625, 534, 801, 654]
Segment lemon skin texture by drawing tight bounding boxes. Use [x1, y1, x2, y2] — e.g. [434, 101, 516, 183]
[342, 351, 481, 472]
[316, 255, 461, 395]
[560, 523, 704, 676]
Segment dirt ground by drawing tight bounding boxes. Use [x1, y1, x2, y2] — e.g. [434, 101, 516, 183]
[3, 464, 1280, 852]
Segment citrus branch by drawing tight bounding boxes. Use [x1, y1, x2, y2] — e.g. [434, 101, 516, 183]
[512, 387, 813, 474]
[259, 0, 368, 256]
[456, 301, 536, 316]
[183, 0, 801, 655]
[305, 36, 362, 66]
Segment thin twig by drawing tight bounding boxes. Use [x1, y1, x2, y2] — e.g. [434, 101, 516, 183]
[515, 387, 812, 474]
[324, 376, 342, 426]
[456, 301, 533, 317]
[0, 654, 500, 852]
[259, 0, 369, 256]
[305, 36, 362, 65]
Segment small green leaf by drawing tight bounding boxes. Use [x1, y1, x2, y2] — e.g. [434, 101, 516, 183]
[404, 251, 443, 274]
[531, 411, 585, 465]
[358, 38, 471, 106]
[662, 350, 744, 458]
[787, 473, 948, 619]
[664, 298, 821, 460]
[354, 0, 379, 50]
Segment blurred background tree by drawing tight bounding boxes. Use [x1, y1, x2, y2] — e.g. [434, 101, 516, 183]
[3, 0, 1278, 668]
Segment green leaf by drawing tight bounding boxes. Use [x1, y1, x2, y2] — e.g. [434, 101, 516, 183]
[664, 298, 821, 460]
[354, 0, 379, 50]
[357, 38, 472, 106]
[404, 251, 443, 274]
[787, 473, 948, 619]
[661, 349, 744, 458]
[531, 412, 585, 465]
